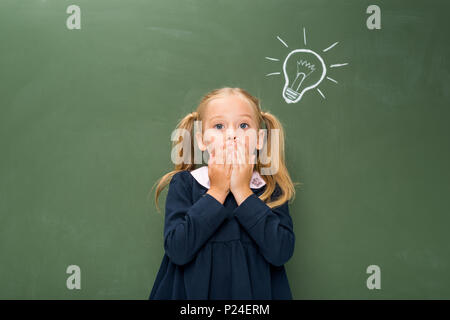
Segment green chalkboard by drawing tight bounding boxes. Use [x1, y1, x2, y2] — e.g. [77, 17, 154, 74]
[0, 0, 449, 299]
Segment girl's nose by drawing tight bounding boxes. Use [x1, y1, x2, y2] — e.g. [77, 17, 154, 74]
[225, 135, 236, 149]
[226, 131, 236, 141]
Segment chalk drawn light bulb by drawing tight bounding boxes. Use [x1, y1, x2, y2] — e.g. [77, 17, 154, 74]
[266, 28, 349, 103]
[282, 49, 326, 104]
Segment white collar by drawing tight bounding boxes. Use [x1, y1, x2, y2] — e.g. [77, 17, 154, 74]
[190, 165, 266, 189]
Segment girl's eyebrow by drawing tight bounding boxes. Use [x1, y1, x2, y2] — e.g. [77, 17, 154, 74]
[209, 115, 224, 121]
[209, 114, 253, 121]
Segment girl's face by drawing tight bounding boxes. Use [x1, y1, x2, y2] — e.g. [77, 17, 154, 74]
[196, 95, 264, 164]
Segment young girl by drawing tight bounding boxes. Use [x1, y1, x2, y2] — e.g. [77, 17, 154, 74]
[149, 87, 297, 300]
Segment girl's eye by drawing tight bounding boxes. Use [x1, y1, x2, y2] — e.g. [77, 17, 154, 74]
[240, 123, 249, 129]
[214, 124, 224, 130]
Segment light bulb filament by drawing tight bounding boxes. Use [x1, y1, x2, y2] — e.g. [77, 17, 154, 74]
[289, 59, 316, 91]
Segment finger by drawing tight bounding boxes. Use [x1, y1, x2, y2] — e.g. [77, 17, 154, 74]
[245, 137, 250, 164]
[238, 136, 251, 165]
[229, 143, 237, 166]
[250, 151, 256, 166]
[215, 143, 224, 165]
[236, 137, 247, 165]
[222, 142, 229, 165]
[208, 150, 215, 165]
[206, 135, 215, 154]
[231, 142, 239, 168]
[233, 140, 241, 164]
[250, 152, 256, 165]
[232, 140, 239, 165]
[225, 156, 232, 171]
[206, 135, 215, 147]
[237, 141, 246, 165]
[233, 141, 239, 165]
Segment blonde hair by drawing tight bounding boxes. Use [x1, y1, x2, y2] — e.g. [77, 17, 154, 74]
[149, 87, 301, 212]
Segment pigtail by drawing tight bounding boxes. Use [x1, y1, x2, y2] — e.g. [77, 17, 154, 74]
[150, 111, 199, 213]
[258, 111, 298, 208]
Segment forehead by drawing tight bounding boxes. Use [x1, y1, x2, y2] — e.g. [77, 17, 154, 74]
[204, 95, 254, 120]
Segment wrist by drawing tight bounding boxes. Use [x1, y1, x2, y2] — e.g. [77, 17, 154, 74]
[207, 187, 228, 204]
[232, 185, 252, 195]
[232, 187, 253, 206]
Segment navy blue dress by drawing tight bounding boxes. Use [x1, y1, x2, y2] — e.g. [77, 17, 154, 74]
[149, 170, 295, 300]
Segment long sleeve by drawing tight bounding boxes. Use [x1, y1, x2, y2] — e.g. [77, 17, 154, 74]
[163, 171, 231, 266]
[232, 188, 295, 267]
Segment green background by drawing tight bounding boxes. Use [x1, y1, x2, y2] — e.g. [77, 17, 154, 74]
[1, 0, 449, 299]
